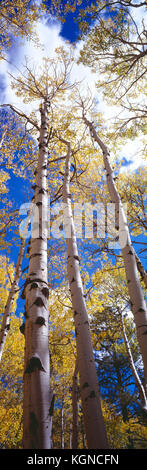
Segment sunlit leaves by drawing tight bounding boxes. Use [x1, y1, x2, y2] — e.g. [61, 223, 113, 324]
[0, 314, 24, 448]
[118, 168, 147, 237]
[0, 0, 40, 56]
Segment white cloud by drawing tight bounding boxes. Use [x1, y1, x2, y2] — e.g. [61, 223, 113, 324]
[119, 137, 146, 173]
[0, 12, 146, 172]
[130, 3, 147, 32]
[0, 17, 97, 114]
[0, 18, 63, 112]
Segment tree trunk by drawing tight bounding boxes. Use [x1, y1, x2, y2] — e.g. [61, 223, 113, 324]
[61, 401, 64, 449]
[0, 129, 6, 149]
[134, 252, 147, 289]
[0, 236, 26, 362]
[23, 100, 51, 449]
[112, 347, 129, 422]
[61, 137, 108, 449]
[81, 413, 86, 449]
[121, 311, 147, 411]
[83, 114, 147, 393]
[72, 359, 78, 449]
[49, 389, 55, 449]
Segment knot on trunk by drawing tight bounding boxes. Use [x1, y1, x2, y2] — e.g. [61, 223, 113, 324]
[35, 316, 46, 326]
[49, 394, 55, 417]
[36, 201, 42, 207]
[33, 297, 46, 307]
[25, 355, 46, 374]
[30, 412, 38, 436]
[20, 323, 25, 335]
[30, 282, 39, 290]
[38, 188, 46, 194]
[42, 287, 49, 298]
[73, 255, 80, 263]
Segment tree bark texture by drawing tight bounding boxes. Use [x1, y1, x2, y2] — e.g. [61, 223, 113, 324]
[83, 115, 147, 392]
[134, 252, 147, 289]
[61, 401, 65, 449]
[72, 359, 78, 449]
[62, 139, 108, 449]
[23, 100, 51, 449]
[121, 312, 147, 410]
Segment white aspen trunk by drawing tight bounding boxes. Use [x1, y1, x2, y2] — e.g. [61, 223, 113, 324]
[49, 388, 54, 449]
[121, 312, 147, 411]
[23, 100, 51, 449]
[0, 237, 26, 362]
[0, 129, 6, 149]
[81, 413, 86, 449]
[134, 251, 147, 289]
[62, 138, 108, 449]
[69, 427, 72, 449]
[72, 359, 78, 449]
[83, 114, 147, 393]
[61, 402, 64, 449]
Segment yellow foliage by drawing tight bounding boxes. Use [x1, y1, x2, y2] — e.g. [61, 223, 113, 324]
[103, 402, 147, 449]
[0, 256, 17, 314]
[0, 314, 24, 448]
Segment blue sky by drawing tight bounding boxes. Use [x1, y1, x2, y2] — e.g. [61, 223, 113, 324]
[0, 2, 146, 171]
[0, 2, 146, 314]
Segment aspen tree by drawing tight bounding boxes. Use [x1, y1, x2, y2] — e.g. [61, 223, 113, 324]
[3, 52, 77, 448]
[60, 399, 65, 449]
[58, 135, 108, 449]
[0, 199, 32, 363]
[22, 98, 51, 449]
[0, 237, 25, 362]
[120, 310, 147, 411]
[72, 359, 78, 449]
[82, 110, 147, 393]
[78, 0, 147, 130]
[134, 253, 147, 290]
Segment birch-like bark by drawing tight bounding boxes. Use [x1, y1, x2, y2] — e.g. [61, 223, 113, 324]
[23, 99, 51, 449]
[49, 389, 54, 449]
[121, 311, 147, 410]
[0, 129, 6, 149]
[0, 236, 26, 362]
[83, 114, 147, 392]
[72, 359, 78, 449]
[81, 413, 86, 449]
[61, 138, 108, 449]
[61, 401, 65, 449]
[134, 252, 147, 289]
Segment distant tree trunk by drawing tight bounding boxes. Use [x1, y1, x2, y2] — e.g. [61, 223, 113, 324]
[23, 99, 51, 449]
[61, 136, 108, 449]
[81, 413, 86, 449]
[112, 347, 129, 422]
[49, 389, 55, 449]
[72, 359, 78, 449]
[0, 236, 26, 362]
[0, 129, 6, 149]
[69, 426, 72, 449]
[83, 114, 147, 393]
[121, 311, 147, 411]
